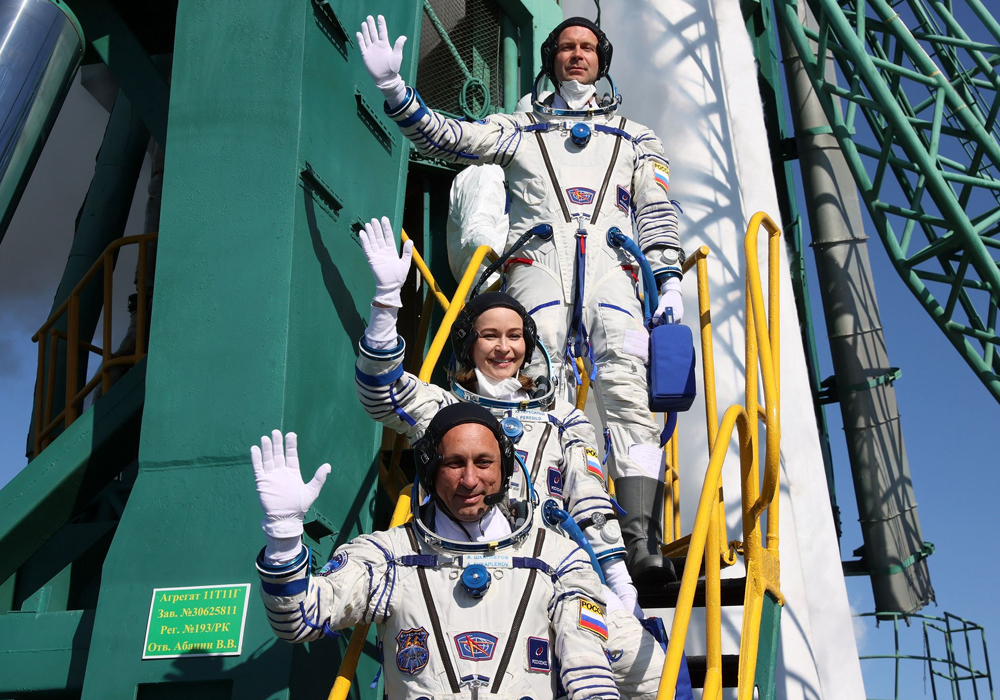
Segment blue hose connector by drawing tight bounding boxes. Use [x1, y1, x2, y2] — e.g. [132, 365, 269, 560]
[571, 123, 592, 147]
[461, 564, 492, 597]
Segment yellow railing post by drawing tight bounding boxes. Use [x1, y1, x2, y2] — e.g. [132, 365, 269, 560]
[327, 241, 496, 700]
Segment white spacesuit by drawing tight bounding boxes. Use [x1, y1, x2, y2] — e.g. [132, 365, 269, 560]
[253, 406, 628, 699]
[356, 15, 684, 583]
[356, 293, 630, 592]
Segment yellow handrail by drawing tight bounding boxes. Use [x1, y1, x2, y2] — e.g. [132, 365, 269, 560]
[656, 213, 784, 699]
[328, 240, 497, 700]
[400, 229, 450, 311]
[656, 404, 753, 699]
[32, 233, 158, 454]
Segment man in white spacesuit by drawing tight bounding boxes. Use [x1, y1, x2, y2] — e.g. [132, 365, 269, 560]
[252, 405, 625, 699]
[356, 15, 685, 585]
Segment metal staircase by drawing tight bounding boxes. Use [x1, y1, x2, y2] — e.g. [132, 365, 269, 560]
[331, 212, 787, 700]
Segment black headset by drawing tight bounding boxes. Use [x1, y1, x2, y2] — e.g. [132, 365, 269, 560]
[539, 17, 613, 83]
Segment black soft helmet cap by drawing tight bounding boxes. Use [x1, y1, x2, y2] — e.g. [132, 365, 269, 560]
[412, 402, 516, 507]
[450, 291, 537, 372]
[540, 16, 613, 83]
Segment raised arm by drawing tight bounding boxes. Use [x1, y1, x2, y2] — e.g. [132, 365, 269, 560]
[356, 14, 522, 166]
[251, 430, 404, 641]
[355, 216, 453, 439]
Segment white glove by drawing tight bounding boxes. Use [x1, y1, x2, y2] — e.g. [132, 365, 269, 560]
[654, 277, 684, 325]
[602, 558, 644, 618]
[360, 216, 413, 308]
[251, 430, 331, 540]
[356, 15, 408, 108]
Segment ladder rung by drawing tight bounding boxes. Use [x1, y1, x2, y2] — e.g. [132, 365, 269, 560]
[685, 654, 740, 688]
[637, 576, 747, 610]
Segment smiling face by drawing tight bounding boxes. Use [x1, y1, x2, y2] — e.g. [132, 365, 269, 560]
[553, 25, 600, 85]
[471, 307, 526, 382]
[434, 423, 502, 521]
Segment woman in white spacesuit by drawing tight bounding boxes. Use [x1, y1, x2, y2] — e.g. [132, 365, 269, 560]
[354, 215, 639, 613]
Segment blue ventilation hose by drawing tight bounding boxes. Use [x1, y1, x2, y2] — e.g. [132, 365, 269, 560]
[606, 226, 659, 326]
[541, 499, 606, 584]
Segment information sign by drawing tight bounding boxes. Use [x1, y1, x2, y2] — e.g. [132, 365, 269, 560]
[142, 583, 251, 659]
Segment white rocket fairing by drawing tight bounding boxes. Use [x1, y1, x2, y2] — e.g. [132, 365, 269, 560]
[563, 0, 867, 696]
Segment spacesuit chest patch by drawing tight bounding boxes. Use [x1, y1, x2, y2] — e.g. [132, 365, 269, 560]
[319, 552, 348, 576]
[547, 467, 564, 497]
[578, 599, 609, 640]
[616, 185, 631, 213]
[396, 627, 430, 675]
[527, 636, 551, 672]
[566, 187, 596, 205]
[455, 631, 498, 661]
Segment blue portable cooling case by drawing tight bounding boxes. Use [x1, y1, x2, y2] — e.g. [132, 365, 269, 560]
[648, 322, 697, 412]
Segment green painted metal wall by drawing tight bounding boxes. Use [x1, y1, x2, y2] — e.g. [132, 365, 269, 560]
[74, 0, 420, 697]
[0, 0, 562, 697]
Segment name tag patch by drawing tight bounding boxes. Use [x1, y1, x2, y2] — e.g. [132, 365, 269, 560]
[566, 186, 596, 205]
[578, 599, 609, 640]
[463, 554, 512, 569]
[512, 410, 548, 423]
[455, 631, 498, 661]
[527, 636, 551, 672]
[547, 467, 564, 497]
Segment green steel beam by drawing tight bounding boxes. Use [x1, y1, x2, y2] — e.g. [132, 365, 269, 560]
[72, 0, 421, 696]
[774, 0, 1000, 404]
[67, 0, 169, 145]
[0, 609, 94, 694]
[0, 360, 144, 586]
[744, 0, 841, 537]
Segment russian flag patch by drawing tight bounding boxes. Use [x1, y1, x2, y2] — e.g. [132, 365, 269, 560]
[653, 162, 670, 194]
[585, 447, 603, 481]
[578, 599, 608, 640]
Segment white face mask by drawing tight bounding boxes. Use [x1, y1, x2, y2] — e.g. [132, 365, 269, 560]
[474, 368, 526, 400]
[558, 80, 597, 110]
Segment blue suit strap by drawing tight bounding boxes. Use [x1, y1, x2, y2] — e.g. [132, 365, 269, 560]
[512, 556, 553, 574]
[523, 123, 552, 132]
[398, 554, 439, 567]
[594, 124, 633, 140]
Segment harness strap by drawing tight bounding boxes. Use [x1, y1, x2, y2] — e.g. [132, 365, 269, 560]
[405, 524, 461, 692]
[590, 117, 627, 224]
[527, 113, 571, 223]
[576, 512, 619, 530]
[491, 528, 547, 693]
[529, 424, 553, 483]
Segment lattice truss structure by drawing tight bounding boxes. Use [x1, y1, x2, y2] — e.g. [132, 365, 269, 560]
[776, 0, 1000, 402]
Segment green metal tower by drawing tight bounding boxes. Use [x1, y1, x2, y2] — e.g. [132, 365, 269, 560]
[775, 0, 1000, 403]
